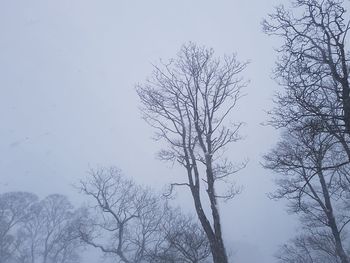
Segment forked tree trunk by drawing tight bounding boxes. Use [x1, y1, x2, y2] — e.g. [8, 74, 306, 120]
[190, 186, 228, 263]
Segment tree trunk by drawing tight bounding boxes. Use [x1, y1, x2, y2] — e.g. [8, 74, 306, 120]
[318, 169, 349, 263]
[207, 171, 228, 263]
[189, 182, 228, 263]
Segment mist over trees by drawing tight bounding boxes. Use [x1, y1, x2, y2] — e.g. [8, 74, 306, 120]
[0, 192, 83, 263]
[0, 170, 212, 263]
[2, 0, 350, 263]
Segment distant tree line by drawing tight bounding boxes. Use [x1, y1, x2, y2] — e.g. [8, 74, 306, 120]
[0, 192, 82, 263]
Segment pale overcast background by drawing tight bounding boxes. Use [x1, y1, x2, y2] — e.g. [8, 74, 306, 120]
[0, 1, 297, 262]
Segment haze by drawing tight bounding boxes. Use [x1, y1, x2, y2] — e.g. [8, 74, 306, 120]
[0, 1, 297, 262]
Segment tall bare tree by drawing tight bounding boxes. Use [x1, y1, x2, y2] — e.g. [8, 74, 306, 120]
[137, 43, 247, 263]
[263, 1, 350, 262]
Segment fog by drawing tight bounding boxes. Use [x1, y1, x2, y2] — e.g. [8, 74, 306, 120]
[0, 1, 298, 262]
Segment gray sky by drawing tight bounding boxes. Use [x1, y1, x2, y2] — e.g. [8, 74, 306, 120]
[0, 1, 297, 262]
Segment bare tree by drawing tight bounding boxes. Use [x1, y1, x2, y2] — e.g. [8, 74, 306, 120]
[263, 1, 350, 262]
[0, 192, 37, 262]
[262, 0, 350, 159]
[264, 126, 350, 263]
[78, 167, 165, 263]
[137, 42, 247, 263]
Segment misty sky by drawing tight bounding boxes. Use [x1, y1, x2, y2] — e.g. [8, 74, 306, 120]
[0, 1, 298, 262]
